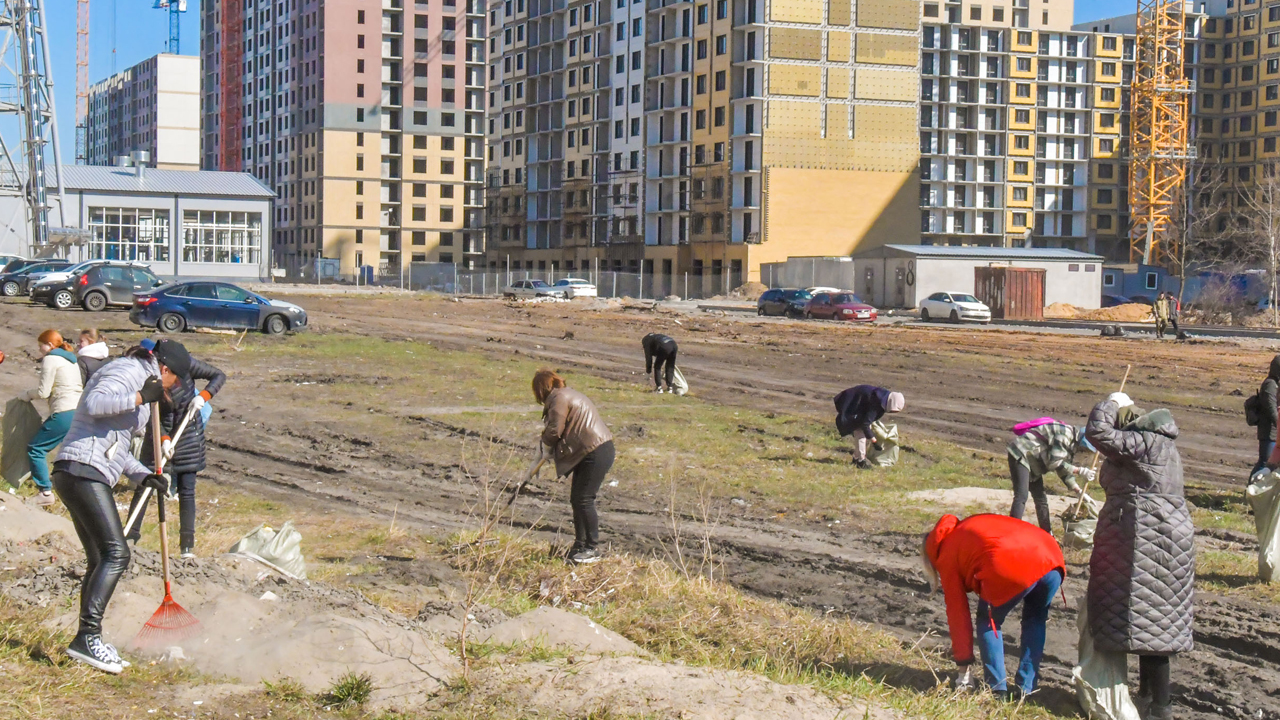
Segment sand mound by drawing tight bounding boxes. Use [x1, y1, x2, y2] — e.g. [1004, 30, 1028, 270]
[0, 493, 76, 543]
[728, 281, 769, 301]
[1044, 303, 1083, 319]
[464, 655, 891, 720]
[907, 486, 1079, 517]
[1079, 303, 1153, 322]
[475, 606, 643, 656]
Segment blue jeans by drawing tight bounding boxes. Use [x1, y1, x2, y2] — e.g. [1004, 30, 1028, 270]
[976, 569, 1063, 694]
[27, 410, 73, 491]
[1254, 439, 1275, 478]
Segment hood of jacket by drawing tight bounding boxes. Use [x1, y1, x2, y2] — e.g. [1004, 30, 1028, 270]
[1270, 355, 1280, 380]
[925, 514, 959, 566]
[77, 342, 109, 360]
[1123, 408, 1178, 439]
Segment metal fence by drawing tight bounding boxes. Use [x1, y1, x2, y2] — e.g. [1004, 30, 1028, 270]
[400, 263, 739, 300]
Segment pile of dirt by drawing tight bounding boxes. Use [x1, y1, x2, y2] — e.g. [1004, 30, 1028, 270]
[1078, 303, 1154, 322]
[907, 486, 1080, 517]
[1044, 302, 1084, 319]
[727, 281, 768, 301]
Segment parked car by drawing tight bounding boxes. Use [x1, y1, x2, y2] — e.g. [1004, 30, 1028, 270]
[805, 286, 841, 296]
[803, 292, 878, 322]
[26, 259, 111, 301]
[757, 288, 812, 317]
[919, 292, 992, 323]
[1101, 294, 1132, 308]
[131, 281, 308, 334]
[69, 263, 165, 311]
[0, 255, 23, 271]
[553, 277, 598, 298]
[502, 279, 566, 299]
[0, 259, 71, 296]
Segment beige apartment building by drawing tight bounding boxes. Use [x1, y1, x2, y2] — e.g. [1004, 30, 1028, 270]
[202, 0, 486, 277]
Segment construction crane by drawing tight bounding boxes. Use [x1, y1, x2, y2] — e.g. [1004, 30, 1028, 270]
[1128, 0, 1194, 266]
[75, 0, 87, 163]
[154, 0, 187, 54]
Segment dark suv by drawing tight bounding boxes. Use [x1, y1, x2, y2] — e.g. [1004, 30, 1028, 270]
[73, 263, 164, 311]
[0, 259, 71, 296]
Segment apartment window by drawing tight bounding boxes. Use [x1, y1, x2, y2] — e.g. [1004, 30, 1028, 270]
[696, 109, 707, 129]
[632, 51, 642, 70]
[1014, 134, 1030, 149]
[1100, 113, 1115, 128]
[924, 3, 939, 16]
[1012, 212, 1027, 226]
[356, 154, 364, 171]
[697, 39, 707, 59]
[716, 0, 727, 19]
[442, 137, 455, 150]
[357, 59, 365, 73]
[1244, 90, 1255, 106]
[631, 84, 641, 103]
[1245, 66, 1257, 82]
[412, 232, 426, 246]
[356, 181, 365, 195]
[440, 232, 454, 246]
[1102, 62, 1116, 76]
[1269, 110, 1279, 126]
[1016, 83, 1030, 98]
[357, 34, 365, 48]
[1097, 214, 1113, 230]
[1101, 87, 1116, 102]
[1017, 57, 1031, 72]
[1268, 137, 1278, 152]
[970, 5, 980, 19]
[1013, 160, 1028, 175]
[631, 118, 640, 136]
[1098, 163, 1113, 179]
[1018, 31, 1032, 45]
[356, 83, 365, 98]
[355, 203, 364, 219]
[714, 142, 725, 161]
[716, 34, 726, 54]
[358, 9, 365, 22]
[440, 207, 454, 222]
[412, 205, 426, 221]
[1097, 188, 1113, 204]
[413, 183, 426, 197]
[632, 18, 642, 36]
[413, 157, 426, 173]
[697, 4, 708, 23]
[696, 74, 707, 94]
[1204, 94, 1215, 108]
[714, 106, 725, 126]
[1103, 36, 1117, 51]
[1013, 186, 1028, 201]
[1015, 108, 1030, 124]
[1272, 4, 1280, 20]
[714, 70, 726, 91]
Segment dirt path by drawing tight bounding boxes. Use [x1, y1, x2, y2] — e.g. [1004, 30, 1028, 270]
[3, 296, 1279, 718]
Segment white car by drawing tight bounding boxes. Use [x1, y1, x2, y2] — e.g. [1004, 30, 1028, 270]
[553, 277, 598, 298]
[806, 286, 841, 296]
[919, 292, 992, 324]
[502, 279, 567, 299]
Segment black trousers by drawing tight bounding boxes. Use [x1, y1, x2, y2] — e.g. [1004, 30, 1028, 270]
[126, 471, 198, 549]
[1008, 455, 1052, 532]
[652, 348, 677, 389]
[1139, 655, 1172, 711]
[52, 471, 131, 637]
[570, 441, 615, 549]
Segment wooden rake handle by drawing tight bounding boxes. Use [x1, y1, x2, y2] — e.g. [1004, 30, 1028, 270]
[1071, 364, 1132, 518]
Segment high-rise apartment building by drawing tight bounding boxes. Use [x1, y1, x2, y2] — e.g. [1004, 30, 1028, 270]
[86, 54, 201, 171]
[488, 0, 923, 291]
[920, 20, 1135, 257]
[202, 0, 486, 276]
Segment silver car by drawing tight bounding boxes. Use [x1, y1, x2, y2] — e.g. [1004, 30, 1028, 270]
[502, 279, 567, 299]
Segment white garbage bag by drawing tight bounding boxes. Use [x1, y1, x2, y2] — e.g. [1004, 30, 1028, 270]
[1061, 494, 1102, 549]
[1073, 604, 1141, 720]
[1246, 471, 1280, 582]
[229, 522, 307, 579]
[671, 366, 689, 396]
[867, 421, 899, 467]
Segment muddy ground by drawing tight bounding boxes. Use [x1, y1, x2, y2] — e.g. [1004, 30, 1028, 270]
[3, 294, 1280, 718]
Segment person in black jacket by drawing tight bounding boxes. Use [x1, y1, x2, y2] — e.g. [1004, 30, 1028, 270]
[125, 339, 226, 558]
[1255, 355, 1280, 478]
[834, 385, 905, 469]
[642, 333, 679, 393]
[76, 329, 110, 384]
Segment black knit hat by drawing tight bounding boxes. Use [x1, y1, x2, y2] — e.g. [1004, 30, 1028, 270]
[151, 338, 192, 379]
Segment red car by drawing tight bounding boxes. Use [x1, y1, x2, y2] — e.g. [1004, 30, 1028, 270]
[804, 292, 878, 322]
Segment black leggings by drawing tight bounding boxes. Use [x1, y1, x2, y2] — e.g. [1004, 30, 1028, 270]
[1008, 455, 1051, 532]
[1139, 655, 1172, 710]
[653, 349, 677, 389]
[52, 471, 131, 637]
[126, 471, 198, 548]
[570, 441, 616, 549]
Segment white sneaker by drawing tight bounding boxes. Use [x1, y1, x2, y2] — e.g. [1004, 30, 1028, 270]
[654, 387, 664, 393]
[35, 490, 55, 507]
[67, 634, 123, 674]
[103, 642, 131, 668]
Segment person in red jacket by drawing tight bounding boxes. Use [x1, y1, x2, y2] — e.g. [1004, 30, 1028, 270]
[921, 513, 1066, 699]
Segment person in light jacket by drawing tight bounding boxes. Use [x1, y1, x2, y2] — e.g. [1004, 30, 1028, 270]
[22, 329, 84, 506]
[76, 328, 110, 384]
[1006, 421, 1094, 532]
[52, 345, 174, 675]
[533, 369, 615, 564]
[1085, 393, 1195, 720]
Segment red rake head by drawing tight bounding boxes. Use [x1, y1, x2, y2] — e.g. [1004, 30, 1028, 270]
[133, 587, 201, 648]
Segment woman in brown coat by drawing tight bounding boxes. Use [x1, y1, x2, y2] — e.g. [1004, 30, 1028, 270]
[533, 369, 615, 564]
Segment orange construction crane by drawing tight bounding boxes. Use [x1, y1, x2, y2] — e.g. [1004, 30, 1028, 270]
[1128, 0, 1194, 266]
[75, 0, 89, 163]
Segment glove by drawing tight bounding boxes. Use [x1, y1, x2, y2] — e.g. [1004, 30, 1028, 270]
[1076, 467, 1097, 484]
[141, 472, 170, 495]
[540, 443, 554, 460]
[1108, 392, 1133, 408]
[872, 441, 885, 453]
[161, 437, 175, 460]
[139, 376, 165, 404]
[190, 393, 207, 413]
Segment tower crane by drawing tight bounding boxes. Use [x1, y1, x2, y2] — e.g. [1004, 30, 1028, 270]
[155, 0, 186, 54]
[1128, 0, 1194, 265]
[75, 0, 87, 163]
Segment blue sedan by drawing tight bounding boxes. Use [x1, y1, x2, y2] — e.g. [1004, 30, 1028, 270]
[130, 281, 308, 335]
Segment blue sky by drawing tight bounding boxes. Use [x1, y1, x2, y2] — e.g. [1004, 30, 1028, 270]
[40, 0, 1125, 166]
[46, 1, 201, 164]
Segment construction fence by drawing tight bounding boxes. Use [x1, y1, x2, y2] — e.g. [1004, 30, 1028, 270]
[400, 263, 742, 300]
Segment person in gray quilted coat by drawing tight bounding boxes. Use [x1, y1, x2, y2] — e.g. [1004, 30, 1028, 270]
[1085, 392, 1195, 720]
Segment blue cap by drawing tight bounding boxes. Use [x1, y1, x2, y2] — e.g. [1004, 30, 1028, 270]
[1076, 427, 1095, 453]
[139, 338, 157, 351]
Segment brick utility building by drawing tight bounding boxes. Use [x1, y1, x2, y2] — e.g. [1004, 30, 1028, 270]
[200, 0, 487, 277]
[486, 0, 923, 295]
[86, 54, 201, 171]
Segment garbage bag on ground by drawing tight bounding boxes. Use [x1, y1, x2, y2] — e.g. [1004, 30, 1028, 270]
[867, 421, 899, 467]
[1061, 494, 1102, 549]
[1246, 470, 1280, 582]
[671, 366, 689, 396]
[229, 522, 307, 579]
[1, 398, 42, 488]
[1073, 603, 1141, 720]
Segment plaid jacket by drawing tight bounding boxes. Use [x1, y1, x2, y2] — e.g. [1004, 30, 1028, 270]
[1008, 422, 1080, 485]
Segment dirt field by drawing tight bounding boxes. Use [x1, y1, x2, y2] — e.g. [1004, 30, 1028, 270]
[3, 293, 1280, 719]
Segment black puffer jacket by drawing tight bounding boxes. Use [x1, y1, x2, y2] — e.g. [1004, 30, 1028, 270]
[1085, 400, 1195, 655]
[144, 357, 226, 474]
[1259, 354, 1280, 442]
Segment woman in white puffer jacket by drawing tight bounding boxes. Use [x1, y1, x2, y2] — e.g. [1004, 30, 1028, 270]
[22, 329, 84, 506]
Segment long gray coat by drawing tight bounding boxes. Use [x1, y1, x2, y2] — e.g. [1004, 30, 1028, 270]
[1085, 400, 1195, 655]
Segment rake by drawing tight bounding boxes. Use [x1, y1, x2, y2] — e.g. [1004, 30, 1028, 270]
[133, 402, 201, 647]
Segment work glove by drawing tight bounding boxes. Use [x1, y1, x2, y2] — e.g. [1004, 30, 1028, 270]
[953, 665, 976, 692]
[1075, 467, 1097, 484]
[872, 441, 885, 452]
[139, 376, 165, 404]
[190, 392, 208, 413]
[161, 436, 175, 461]
[1107, 392, 1133, 409]
[141, 472, 171, 495]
